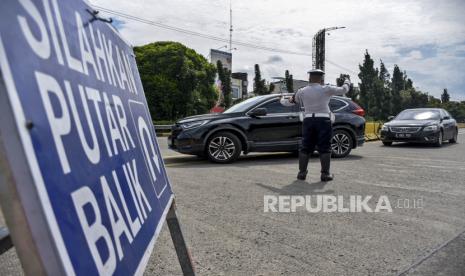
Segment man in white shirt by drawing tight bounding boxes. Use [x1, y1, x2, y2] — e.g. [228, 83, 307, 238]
[281, 69, 350, 181]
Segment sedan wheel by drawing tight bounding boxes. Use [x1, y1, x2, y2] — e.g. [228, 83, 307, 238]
[449, 129, 458, 143]
[331, 130, 353, 158]
[207, 132, 242, 163]
[435, 131, 443, 147]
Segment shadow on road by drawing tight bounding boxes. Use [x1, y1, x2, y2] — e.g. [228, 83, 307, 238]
[164, 152, 297, 167]
[382, 142, 456, 149]
[255, 180, 334, 196]
[332, 154, 364, 162]
[164, 152, 364, 168]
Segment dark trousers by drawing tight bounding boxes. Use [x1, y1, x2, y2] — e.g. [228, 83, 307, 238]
[300, 117, 332, 154]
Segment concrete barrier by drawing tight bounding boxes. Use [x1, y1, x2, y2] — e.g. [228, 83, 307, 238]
[365, 122, 382, 141]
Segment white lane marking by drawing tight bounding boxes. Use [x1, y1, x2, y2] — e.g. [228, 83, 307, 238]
[354, 179, 465, 197]
[365, 155, 464, 165]
[409, 163, 465, 171]
[378, 162, 465, 171]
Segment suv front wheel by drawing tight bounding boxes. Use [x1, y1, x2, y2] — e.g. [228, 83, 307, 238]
[206, 132, 242, 163]
[331, 129, 353, 158]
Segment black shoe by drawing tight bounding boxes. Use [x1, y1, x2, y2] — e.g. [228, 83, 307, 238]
[320, 173, 334, 182]
[297, 151, 309, 180]
[319, 153, 333, 181]
[297, 171, 308, 180]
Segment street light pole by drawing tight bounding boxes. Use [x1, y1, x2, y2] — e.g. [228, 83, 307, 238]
[312, 26, 346, 71]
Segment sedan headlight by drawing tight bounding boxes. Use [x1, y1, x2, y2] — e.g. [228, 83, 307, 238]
[180, 120, 209, 130]
[381, 125, 389, 131]
[423, 125, 438, 131]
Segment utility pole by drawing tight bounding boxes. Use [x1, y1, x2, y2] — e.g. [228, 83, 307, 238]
[312, 27, 345, 71]
[229, 0, 233, 53]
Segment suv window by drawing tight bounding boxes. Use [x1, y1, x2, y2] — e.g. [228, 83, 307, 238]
[329, 98, 347, 112]
[260, 99, 296, 114]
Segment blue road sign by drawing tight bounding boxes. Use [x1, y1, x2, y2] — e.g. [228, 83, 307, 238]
[0, 0, 174, 274]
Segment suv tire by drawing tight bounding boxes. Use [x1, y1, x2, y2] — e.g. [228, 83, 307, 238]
[206, 132, 242, 163]
[331, 129, 353, 158]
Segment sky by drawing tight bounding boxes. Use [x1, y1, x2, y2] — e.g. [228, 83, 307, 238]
[92, 0, 465, 101]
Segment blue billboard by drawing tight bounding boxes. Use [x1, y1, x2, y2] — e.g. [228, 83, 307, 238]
[0, 0, 174, 274]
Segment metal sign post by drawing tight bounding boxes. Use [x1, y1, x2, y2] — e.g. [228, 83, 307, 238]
[0, 0, 194, 275]
[166, 203, 196, 276]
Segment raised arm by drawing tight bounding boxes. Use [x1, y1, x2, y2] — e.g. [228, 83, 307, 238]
[280, 95, 296, 106]
[280, 90, 301, 106]
[324, 80, 351, 96]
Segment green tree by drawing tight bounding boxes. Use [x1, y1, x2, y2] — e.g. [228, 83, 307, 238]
[134, 41, 217, 121]
[400, 88, 427, 109]
[216, 60, 225, 85]
[391, 65, 404, 115]
[269, 82, 275, 93]
[223, 69, 232, 108]
[358, 50, 378, 117]
[379, 60, 392, 118]
[216, 60, 232, 108]
[427, 95, 442, 108]
[371, 76, 386, 120]
[405, 78, 413, 90]
[253, 64, 267, 95]
[441, 88, 450, 103]
[285, 70, 294, 92]
[443, 101, 465, 122]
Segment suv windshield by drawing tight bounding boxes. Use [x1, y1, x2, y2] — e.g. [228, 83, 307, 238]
[396, 110, 440, 120]
[224, 96, 267, 113]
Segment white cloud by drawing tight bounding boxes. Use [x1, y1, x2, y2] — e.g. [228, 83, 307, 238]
[407, 50, 423, 60]
[91, 0, 465, 100]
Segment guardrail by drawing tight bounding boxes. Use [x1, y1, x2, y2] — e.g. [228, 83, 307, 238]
[154, 125, 173, 137]
[154, 125, 173, 130]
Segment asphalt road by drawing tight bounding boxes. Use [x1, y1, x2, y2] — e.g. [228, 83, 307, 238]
[1, 130, 465, 275]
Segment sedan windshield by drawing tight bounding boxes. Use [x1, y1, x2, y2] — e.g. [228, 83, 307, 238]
[396, 110, 440, 120]
[224, 96, 266, 113]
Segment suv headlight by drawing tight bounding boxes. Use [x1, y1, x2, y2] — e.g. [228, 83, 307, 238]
[180, 120, 209, 130]
[423, 125, 438, 131]
[381, 125, 389, 131]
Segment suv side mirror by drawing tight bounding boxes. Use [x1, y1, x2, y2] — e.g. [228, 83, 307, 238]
[387, 116, 395, 121]
[443, 116, 450, 120]
[249, 108, 267, 117]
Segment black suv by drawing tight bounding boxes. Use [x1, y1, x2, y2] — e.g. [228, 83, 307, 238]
[168, 94, 366, 163]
